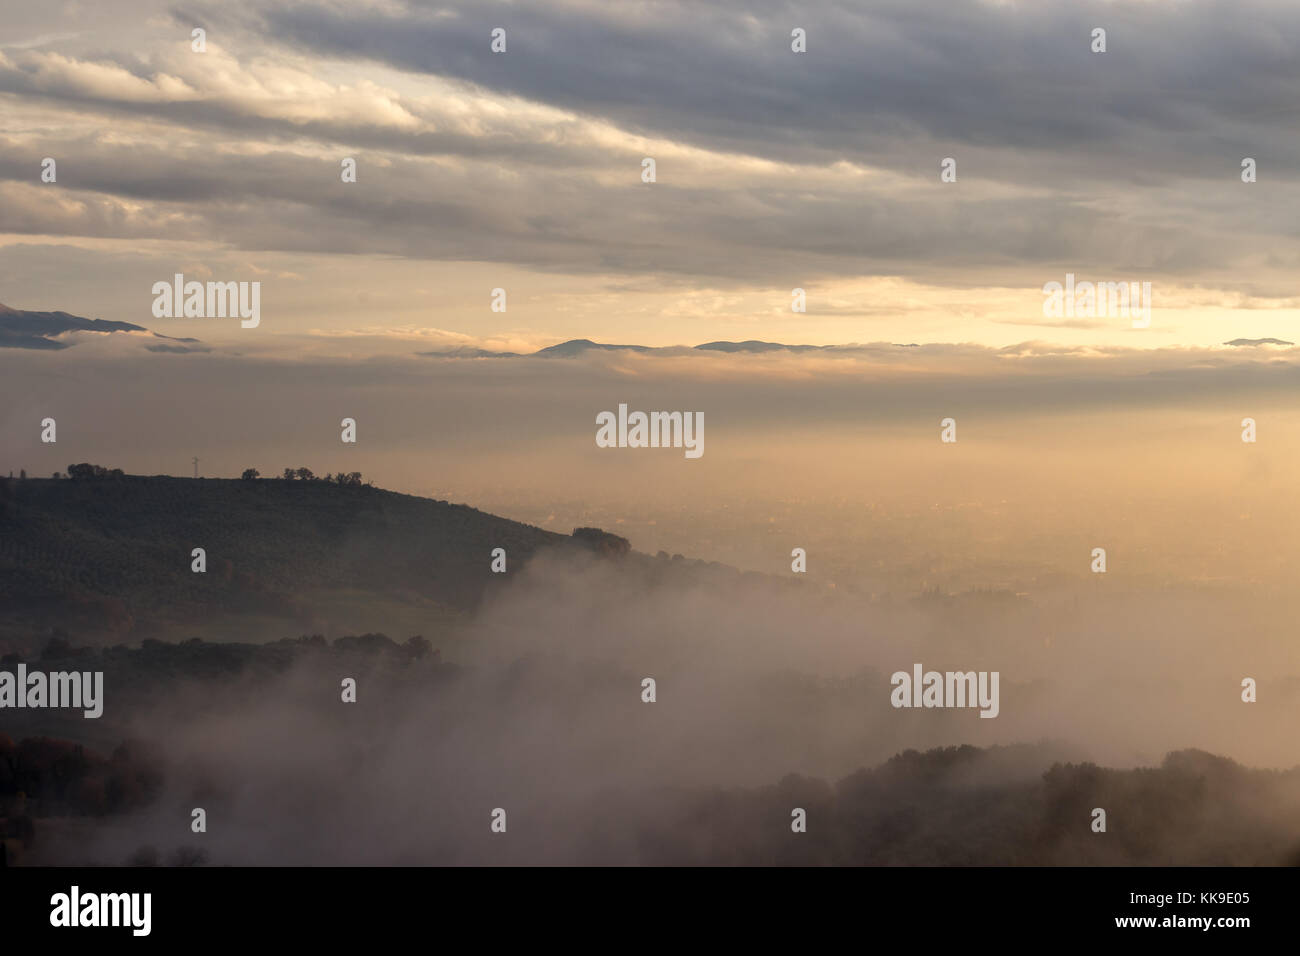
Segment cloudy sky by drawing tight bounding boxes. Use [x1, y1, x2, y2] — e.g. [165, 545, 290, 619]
[2, 0, 1299, 351]
[4, 5, 1300, 773]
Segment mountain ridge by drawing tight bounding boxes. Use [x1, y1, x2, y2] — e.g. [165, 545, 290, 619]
[11, 302, 1298, 357]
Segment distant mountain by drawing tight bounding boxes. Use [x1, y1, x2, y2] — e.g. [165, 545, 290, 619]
[143, 338, 212, 353]
[695, 340, 827, 353]
[0, 302, 213, 352]
[533, 338, 656, 357]
[1223, 337, 1294, 347]
[422, 338, 916, 358]
[423, 336, 1300, 359]
[416, 346, 522, 358]
[0, 303, 148, 349]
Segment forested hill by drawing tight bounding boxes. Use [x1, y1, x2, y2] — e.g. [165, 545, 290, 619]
[0, 472, 575, 642]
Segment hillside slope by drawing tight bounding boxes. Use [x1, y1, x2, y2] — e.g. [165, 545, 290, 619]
[0, 474, 569, 643]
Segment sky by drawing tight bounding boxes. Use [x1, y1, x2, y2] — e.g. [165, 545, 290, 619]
[2, 0, 1300, 351]
[3, 0, 1300, 590]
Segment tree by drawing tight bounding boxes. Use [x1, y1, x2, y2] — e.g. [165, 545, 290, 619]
[241, 468, 260, 480]
[42, 636, 74, 660]
[571, 527, 631, 557]
[66, 463, 121, 480]
[282, 468, 295, 480]
[127, 845, 159, 867]
[169, 846, 209, 867]
[19, 469, 26, 480]
[295, 467, 314, 482]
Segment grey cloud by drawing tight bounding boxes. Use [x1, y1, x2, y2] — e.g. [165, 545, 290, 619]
[250, 0, 1300, 179]
[3, 0, 1299, 287]
[3, 137, 1294, 287]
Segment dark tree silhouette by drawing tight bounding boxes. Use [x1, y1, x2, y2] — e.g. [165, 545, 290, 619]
[66, 463, 124, 480]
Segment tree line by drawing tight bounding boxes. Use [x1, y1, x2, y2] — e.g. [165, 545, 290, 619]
[6, 464, 369, 486]
[240, 467, 367, 486]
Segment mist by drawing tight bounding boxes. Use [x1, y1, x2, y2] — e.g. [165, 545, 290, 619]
[23, 538, 1300, 866]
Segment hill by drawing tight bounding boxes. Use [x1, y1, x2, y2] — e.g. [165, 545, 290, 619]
[0, 472, 578, 648]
